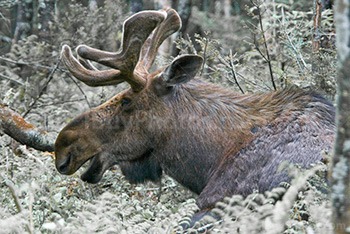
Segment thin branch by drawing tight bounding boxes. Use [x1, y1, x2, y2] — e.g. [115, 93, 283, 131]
[142, 184, 178, 192]
[34, 98, 86, 108]
[5, 180, 23, 212]
[22, 58, 61, 118]
[251, 0, 277, 90]
[217, 52, 245, 94]
[0, 55, 92, 108]
[229, 61, 244, 93]
[199, 33, 209, 76]
[280, 7, 307, 70]
[5, 180, 34, 234]
[67, 74, 92, 109]
[285, 32, 307, 69]
[0, 73, 24, 86]
[0, 55, 65, 72]
[253, 34, 268, 61]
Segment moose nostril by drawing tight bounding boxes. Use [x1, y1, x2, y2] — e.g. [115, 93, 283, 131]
[57, 154, 72, 174]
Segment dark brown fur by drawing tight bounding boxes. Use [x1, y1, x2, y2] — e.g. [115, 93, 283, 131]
[56, 73, 335, 210]
[55, 9, 335, 213]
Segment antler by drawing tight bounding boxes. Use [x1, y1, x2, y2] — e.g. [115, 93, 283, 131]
[61, 8, 181, 92]
[136, 8, 181, 74]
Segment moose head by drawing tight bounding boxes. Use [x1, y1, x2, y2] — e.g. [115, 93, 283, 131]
[55, 9, 203, 184]
[55, 8, 335, 211]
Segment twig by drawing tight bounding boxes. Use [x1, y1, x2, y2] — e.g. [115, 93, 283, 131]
[199, 33, 209, 76]
[0, 73, 24, 86]
[0, 55, 65, 72]
[251, 0, 277, 90]
[280, 7, 307, 71]
[5, 180, 23, 212]
[22, 58, 61, 118]
[217, 53, 245, 93]
[28, 189, 34, 233]
[229, 50, 244, 94]
[158, 179, 162, 202]
[67, 74, 92, 108]
[217, 54, 265, 89]
[5, 180, 34, 234]
[1, 54, 92, 109]
[185, 34, 197, 54]
[34, 98, 86, 108]
[285, 31, 307, 69]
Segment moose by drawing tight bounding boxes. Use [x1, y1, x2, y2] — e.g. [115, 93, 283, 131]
[54, 8, 335, 213]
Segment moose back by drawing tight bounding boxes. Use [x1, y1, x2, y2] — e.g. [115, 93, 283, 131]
[54, 8, 335, 210]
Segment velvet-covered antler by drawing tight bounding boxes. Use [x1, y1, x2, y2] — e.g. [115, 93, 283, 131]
[61, 8, 181, 92]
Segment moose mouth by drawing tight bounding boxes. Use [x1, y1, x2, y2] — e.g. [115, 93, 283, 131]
[80, 153, 106, 184]
[78, 149, 154, 184]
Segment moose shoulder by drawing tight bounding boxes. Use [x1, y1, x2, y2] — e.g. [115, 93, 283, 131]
[54, 8, 335, 211]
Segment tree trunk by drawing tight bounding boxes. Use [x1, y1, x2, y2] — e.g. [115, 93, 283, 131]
[331, 0, 350, 233]
[12, 0, 34, 44]
[311, 0, 329, 94]
[170, 0, 193, 56]
[37, 0, 56, 40]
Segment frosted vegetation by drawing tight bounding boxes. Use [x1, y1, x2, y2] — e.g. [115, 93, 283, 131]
[0, 0, 336, 233]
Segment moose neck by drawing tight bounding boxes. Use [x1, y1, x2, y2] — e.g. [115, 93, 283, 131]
[157, 78, 265, 194]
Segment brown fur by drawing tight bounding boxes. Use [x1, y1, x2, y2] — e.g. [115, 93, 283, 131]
[55, 9, 335, 213]
[55, 73, 335, 209]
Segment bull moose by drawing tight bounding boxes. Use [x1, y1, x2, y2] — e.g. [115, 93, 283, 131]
[54, 8, 335, 213]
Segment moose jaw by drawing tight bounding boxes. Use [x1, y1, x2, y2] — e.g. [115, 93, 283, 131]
[54, 8, 335, 213]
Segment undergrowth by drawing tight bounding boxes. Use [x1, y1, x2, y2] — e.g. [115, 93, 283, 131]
[0, 0, 336, 233]
[0, 144, 333, 233]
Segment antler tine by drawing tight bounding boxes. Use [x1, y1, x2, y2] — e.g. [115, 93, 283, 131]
[61, 45, 123, 87]
[137, 8, 182, 73]
[77, 52, 98, 71]
[61, 11, 166, 91]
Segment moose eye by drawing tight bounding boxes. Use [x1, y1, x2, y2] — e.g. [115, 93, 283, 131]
[121, 97, 131, 107]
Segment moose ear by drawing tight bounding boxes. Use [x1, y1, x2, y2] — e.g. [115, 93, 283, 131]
[162, 55, 203, 86]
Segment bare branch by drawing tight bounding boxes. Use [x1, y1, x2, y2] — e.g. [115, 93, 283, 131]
[5, 180, 23, 213]
[251, 0, 277, 90]
[199, 33, 209, 76]
[0, 104, 56, 152]
[0, 55, 65, 72]
[35, 98, 86, 108]
[5, 180, 33, 234]
[22, 58, 61, 118]
[228, 50, 244, 94]
[217, 52, 245, 94]
[0, 73, 24, 86]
